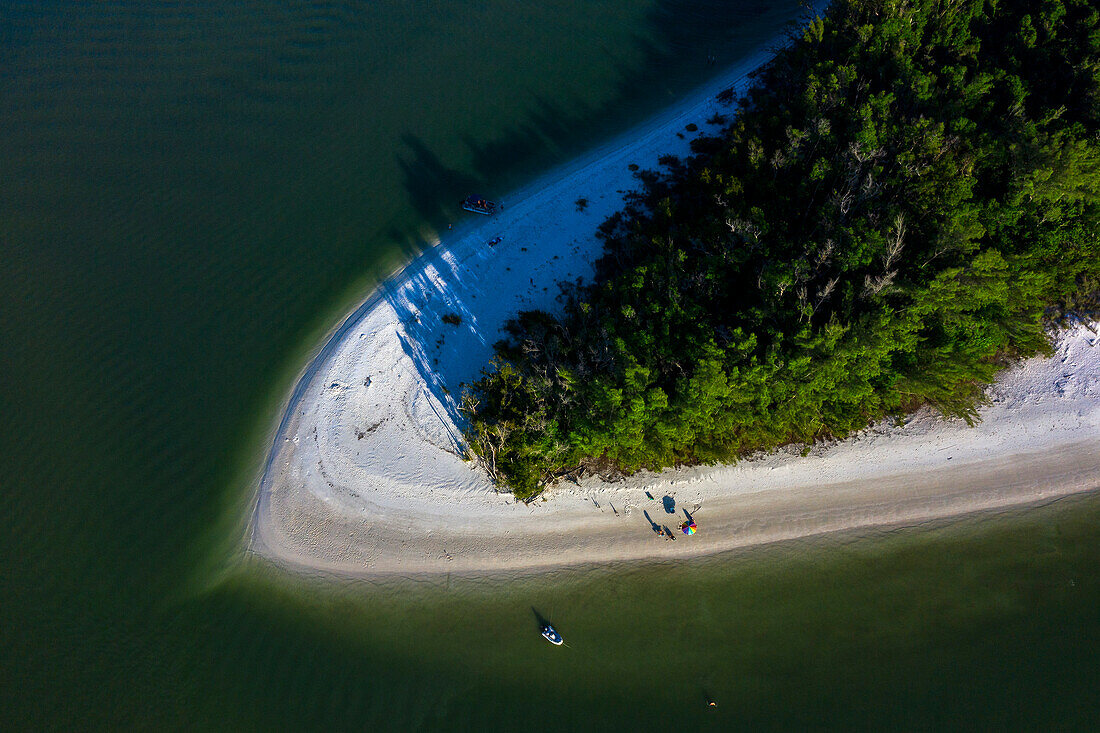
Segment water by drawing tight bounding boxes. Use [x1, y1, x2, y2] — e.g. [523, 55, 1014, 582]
[2, 1, 1098, 729]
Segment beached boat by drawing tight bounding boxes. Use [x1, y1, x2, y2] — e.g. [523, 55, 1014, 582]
[540, 623, 563, 646]
[462, 195, 498, 216]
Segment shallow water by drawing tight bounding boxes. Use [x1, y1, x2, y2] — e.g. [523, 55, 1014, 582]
[171, 495, 1100, 730]
[2, 1, 1098, 729]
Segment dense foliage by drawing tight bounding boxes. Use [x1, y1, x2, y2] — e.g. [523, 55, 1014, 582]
[463, 0, 1100, 499]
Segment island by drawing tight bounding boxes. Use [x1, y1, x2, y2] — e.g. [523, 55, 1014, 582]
[249, 0, 1100, 577]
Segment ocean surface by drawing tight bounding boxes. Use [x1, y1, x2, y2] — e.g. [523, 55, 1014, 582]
[2, 1, 1098, 729]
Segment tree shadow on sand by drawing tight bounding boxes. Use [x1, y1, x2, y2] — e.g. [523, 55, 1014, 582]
[378, 237, 497, 440]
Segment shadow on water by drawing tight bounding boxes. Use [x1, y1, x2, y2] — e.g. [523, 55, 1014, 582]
[392, 4, 803, 234]
[394, 134, 486, 233]
[449, 0, 810, 196]
[531, 606, 555, 633]
[458, 94, 592, 188]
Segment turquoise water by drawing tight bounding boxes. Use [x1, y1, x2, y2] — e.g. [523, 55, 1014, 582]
[2, 1, 1098, 729]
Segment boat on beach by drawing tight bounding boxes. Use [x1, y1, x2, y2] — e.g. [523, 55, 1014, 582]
[540, 623, 563, 646]
[462, 195, 498, 215]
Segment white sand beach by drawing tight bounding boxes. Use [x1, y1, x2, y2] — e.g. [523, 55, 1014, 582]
[248, 41, 1100, 578]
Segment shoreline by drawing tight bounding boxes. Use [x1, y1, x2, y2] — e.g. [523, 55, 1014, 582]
[245, 36, 788, 547]
[246, 15, 1100, 580]
[252, 485, 1100, 583]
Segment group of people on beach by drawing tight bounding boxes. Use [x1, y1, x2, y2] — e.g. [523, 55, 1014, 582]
[654, 519, 696, 540]
[645, 493, 699, 541]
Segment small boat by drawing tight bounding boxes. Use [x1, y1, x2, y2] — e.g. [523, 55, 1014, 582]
[487, 236, 502, 246]
[462, 195, 498, 216]
[540, 623, 563, 646]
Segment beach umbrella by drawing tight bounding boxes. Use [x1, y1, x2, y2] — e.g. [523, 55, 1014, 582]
[681, 522, 696, 535]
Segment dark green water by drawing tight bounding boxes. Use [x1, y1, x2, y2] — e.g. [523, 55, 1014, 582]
[2, 1, 1098, 729]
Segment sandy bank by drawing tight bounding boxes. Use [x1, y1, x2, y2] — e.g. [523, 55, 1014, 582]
[247, 34, 1100, 579]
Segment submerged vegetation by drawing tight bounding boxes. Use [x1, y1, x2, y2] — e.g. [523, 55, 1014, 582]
[463, 0, 1100, 499]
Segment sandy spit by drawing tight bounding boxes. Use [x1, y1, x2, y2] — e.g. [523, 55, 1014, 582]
[247, 29, 1100, 580]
